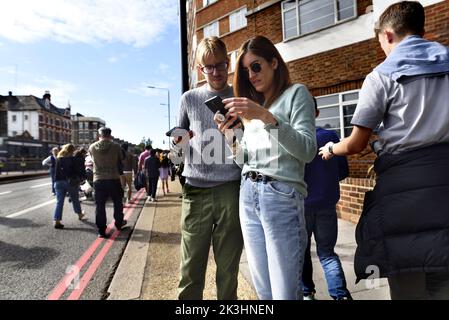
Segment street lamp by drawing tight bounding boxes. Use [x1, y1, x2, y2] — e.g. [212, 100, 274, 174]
[147, 86, 170, 132]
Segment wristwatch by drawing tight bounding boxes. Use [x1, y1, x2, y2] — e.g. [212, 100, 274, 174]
[328, 142, 334, 155]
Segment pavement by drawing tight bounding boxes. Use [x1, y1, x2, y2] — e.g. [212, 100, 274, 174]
[105, 179, 391, 300]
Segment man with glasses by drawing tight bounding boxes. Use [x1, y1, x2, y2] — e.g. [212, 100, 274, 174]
[175, 36, 243, 300]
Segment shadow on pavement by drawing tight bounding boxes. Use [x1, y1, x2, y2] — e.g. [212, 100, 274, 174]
[0, 240, 59, 269]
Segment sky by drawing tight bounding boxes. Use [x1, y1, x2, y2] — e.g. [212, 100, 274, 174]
[0, 0, 182, 148]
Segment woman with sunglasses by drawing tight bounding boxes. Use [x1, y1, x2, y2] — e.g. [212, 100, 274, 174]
[215, 35, 317, 300]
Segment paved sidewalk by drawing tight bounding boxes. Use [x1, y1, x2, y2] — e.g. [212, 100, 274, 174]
[107, 179, 390, 300]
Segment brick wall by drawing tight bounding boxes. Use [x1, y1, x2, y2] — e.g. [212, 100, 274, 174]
[337, 178, 375, 223]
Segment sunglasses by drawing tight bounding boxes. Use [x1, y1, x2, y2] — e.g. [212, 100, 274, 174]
[200, 62, 228, 74]
[243, 62, 262, 75]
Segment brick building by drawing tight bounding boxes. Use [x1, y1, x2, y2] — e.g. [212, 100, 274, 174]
[185, 0, 449, 222]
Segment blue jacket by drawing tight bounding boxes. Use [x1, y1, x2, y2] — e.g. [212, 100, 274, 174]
[375, 35, 449, 82]
[304, 128, 349, 209]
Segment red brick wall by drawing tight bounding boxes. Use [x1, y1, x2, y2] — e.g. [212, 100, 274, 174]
[337, 178, 375, 223]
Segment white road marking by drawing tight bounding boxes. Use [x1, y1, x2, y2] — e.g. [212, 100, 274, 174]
[30, 183, 52, 189]
[6, 199, 56, 218]
[0, 191, 12, 196]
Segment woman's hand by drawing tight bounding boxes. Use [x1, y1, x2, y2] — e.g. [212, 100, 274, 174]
[222, 97, 277, 125]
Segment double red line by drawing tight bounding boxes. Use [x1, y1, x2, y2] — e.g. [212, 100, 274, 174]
[47, 188, 147, 300]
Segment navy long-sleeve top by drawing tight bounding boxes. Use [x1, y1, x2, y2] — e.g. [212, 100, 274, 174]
[304, 127, 349, 209]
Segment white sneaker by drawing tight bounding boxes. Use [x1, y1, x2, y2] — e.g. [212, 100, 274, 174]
[303, 293, 316, 300]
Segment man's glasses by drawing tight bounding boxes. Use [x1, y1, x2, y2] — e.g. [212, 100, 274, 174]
[243, 62, 262, 75]
[200, 62, 229, 74]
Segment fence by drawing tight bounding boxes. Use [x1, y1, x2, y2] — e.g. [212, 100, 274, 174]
[0, 158, 47, 174]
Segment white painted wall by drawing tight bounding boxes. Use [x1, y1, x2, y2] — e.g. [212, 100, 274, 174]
[7, 111, 39, 139]
[276, 0, 445, 63]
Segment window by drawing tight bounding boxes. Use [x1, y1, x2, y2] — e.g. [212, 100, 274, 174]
[229, 7, 247, 32]
[316, 90, 359, 138]
[12, 115, 17, 122]
[39, 115, 43, 122]
[228, 51, 238, 72]
[203, 21, 219, 38]
[282, 0, 356, 40]
[203, 0, 217, 7]
[24, 115, 28, 120]
[12, 131, 17, 136]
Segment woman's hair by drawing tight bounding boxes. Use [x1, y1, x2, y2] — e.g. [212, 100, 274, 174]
[58, 144, 76, 158]
[73, 147, 87, 158]
[233, 35, 291, 108]
[160, 155, 169, 168]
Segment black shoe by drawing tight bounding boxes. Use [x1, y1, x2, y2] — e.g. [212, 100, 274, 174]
[98, 232, 109, 238]
[115, 219, 127, 230]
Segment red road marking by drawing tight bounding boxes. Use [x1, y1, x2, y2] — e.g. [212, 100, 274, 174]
[47, 189, 146, 300]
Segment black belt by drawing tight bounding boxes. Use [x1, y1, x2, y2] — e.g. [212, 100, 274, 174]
[244, 171, 274, 183]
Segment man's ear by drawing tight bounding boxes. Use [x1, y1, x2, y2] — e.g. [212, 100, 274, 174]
[385, 29, 395, 44]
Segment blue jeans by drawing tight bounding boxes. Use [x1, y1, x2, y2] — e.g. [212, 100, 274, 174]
[302, 206, 350, 299]
[54, 180, 82, 220]
[240, 177, 307, 300]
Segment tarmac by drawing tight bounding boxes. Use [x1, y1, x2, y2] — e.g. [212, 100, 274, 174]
[107, 179, 391, 301]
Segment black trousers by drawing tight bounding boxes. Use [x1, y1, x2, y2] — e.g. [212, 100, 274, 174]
[148, 177, 159, 198]
[94, 179, 124, 234]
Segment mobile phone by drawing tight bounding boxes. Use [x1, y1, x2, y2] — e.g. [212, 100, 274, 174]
[165, 126, 193, 138]
[204, 96, 227, 116]
[204, 96, 242, 129]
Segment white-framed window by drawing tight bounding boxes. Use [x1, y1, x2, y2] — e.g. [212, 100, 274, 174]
[12, 115, 17, 122]
[316, 90, 359, 138]
[203, 0, 217, 8]
[24, 115, 28, 120]
[282, 0, 357, 40]
[228, 50, 238, 72]
[229, 7, 247, 32]
[203, 21, 219, 38]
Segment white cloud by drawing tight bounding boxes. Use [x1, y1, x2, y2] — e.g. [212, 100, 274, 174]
[158, 63, 170, 74]
[125, 82, 172, 97]
[108, 56, 119, 63]
[0, 0, 178, 47]
[0, 69, 77, 108]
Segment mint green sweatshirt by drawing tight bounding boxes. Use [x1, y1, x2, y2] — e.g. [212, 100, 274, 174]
[237, 84, 317, 196]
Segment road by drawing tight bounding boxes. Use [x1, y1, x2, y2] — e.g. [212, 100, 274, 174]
[0, 176, 146, 300]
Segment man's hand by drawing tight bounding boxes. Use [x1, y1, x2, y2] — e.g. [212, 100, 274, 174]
[319, 142, 334, 160]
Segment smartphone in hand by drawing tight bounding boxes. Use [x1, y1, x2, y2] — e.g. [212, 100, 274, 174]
[204, 96, 242, 129]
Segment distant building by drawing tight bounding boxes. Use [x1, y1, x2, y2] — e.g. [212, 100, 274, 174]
[0, 91, 71, 158]
[71, 113, 106, 148]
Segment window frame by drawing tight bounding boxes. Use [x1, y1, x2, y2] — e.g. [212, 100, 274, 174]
[281, 0, 357, 41]
[229, 7, 247, 33]
[203, 20, 219, 38]
[316, 89, 359, 138]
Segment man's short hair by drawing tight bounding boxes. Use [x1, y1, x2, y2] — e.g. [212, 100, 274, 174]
[377, 1, 425, 37]
[98, 127, 112, 137]
[195, 36, 228, 66]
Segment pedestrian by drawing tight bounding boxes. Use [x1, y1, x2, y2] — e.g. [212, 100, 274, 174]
[159, 152, 170, 195]
[215, 35, 316, 300]
[42, 147, 59, 195]
[176, 36, 243, 300]
[144, 149, 160, 202]
[89, 127, 127, 238]
[53, 144, 87, 229]
[120, 143, 137, 203]
[301, 98, 352, 301]
[319, 1, 449, 299]
[138, 144, 152, 197]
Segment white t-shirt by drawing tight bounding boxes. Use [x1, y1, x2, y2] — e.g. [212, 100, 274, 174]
[351, 71, 449, 155]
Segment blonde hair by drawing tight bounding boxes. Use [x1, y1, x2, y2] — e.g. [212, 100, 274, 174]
[57, 144, 75, 158]
[195, 36, 228, 66]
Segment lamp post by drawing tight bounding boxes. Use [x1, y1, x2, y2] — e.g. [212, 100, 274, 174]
[147, 86, 170, 132]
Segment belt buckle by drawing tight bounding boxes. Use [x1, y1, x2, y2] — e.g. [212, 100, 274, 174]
[249, 171, 257, 182]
